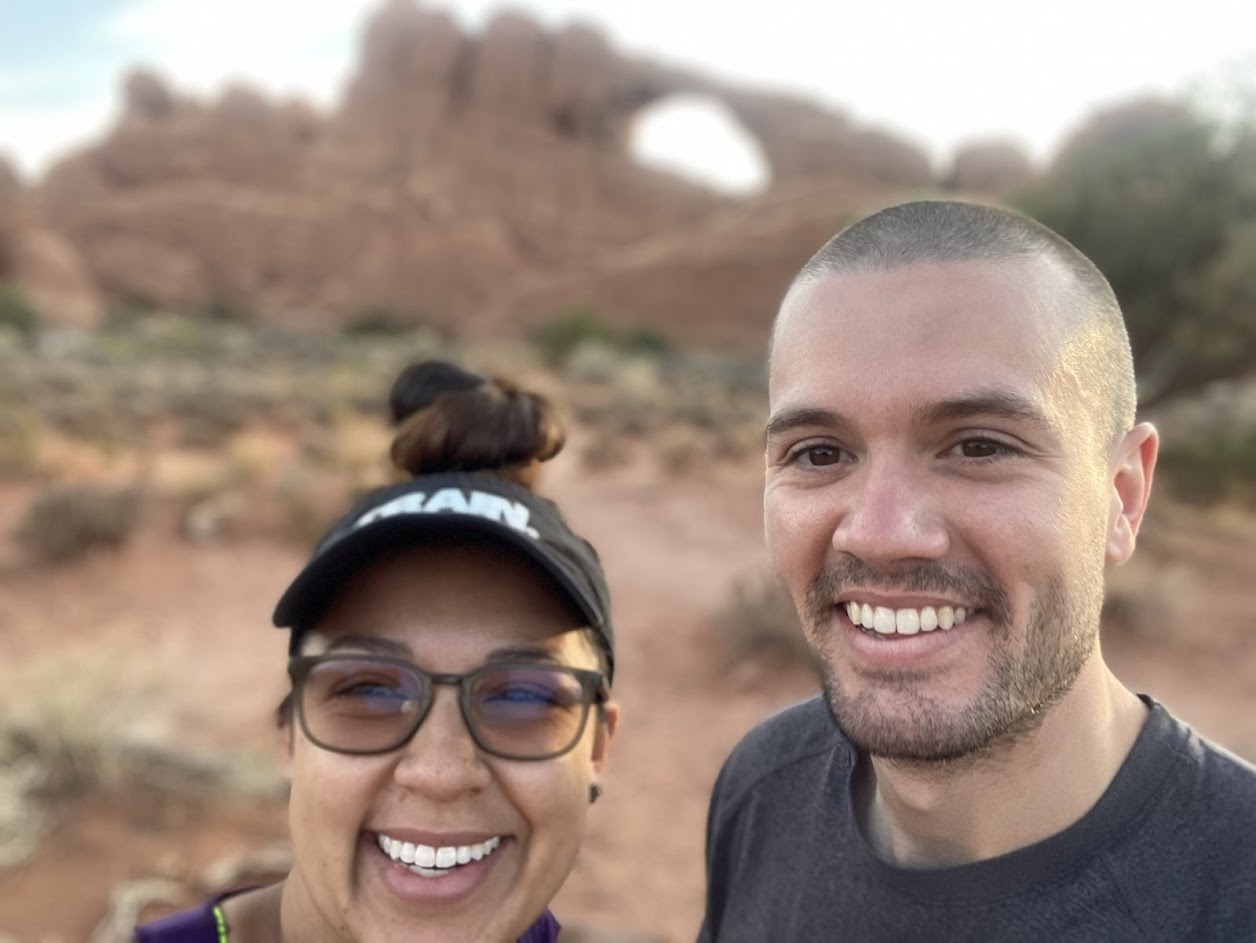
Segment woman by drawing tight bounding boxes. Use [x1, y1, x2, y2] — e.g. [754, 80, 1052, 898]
[136, 360, 619, 943]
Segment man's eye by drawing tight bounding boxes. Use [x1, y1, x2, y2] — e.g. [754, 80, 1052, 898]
[955, 438, 1015, 459]
[787, 444, 843, 466]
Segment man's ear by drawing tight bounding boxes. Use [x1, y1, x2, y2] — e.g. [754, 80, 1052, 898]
[591, 702, 620, 774]
[1107, 422, 1158, 565]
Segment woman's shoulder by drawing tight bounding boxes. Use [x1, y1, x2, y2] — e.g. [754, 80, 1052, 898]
[132, 897, 223, 942]
[134, 885, 271, 943]
[521, 908, 562, 943]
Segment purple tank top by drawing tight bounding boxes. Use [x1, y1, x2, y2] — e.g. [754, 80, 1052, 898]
[134, 895, 562, 942]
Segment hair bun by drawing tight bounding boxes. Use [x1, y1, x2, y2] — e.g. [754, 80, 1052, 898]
[388, 360, 487, 426]
[387, 361, 566, 487]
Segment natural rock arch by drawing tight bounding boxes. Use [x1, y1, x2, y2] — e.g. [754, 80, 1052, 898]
[629, 93, 771, 195]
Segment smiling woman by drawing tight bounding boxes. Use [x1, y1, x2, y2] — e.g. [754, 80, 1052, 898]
[133, 359, 619, 943]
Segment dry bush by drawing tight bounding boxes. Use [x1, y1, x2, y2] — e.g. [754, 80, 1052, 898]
[716, 573, 820, 675]
[580, 428, 632, 471]
[656, 425, 702, 475]
[276, 471, 346, 548]
[0, 640, 286, 871]
[13, 484, 144, 563]
[0, 405, 42, 477]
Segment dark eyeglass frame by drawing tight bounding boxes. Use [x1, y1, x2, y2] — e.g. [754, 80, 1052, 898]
[287, 653, 610, 761]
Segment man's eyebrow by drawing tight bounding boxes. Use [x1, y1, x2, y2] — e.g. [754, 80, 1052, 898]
[914, 391, 1051, 428]
[764, 393, 1052, 443]
[764, 407, 851, 442]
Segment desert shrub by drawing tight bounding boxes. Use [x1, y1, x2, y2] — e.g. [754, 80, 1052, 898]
[203, 297, 252, 324]
[621, 325, 670, 355]
[1015, 97, 1256, 408]
[0, 405, 41, 476]
[342, 308, 415, 337]
[0, 282, 38, 339]
[277, 474, 340, 548]
[716, 573, 819, 675]
[174, 395, 251, 448]
[105, 295, 159, 329]
[14, 484, 144, 563]
[656, 425, 701, 474]
[530, 306, 672, 368]
[531, 306, 617, 367]
[580, 428, 631, 471]
[1157, 428, 1256, 506]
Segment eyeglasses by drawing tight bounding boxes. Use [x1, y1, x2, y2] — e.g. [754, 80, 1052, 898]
[288, 654, 609, 761]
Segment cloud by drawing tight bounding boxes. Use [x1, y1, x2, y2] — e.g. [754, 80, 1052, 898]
[0, 97, 116, 180]
[99, 0, 381, 105]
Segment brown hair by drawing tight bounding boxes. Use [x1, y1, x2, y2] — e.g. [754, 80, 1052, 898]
[387, 360, 565, 488]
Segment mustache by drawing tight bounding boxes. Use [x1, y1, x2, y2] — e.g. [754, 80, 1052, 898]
[804, 557, 1011, 626]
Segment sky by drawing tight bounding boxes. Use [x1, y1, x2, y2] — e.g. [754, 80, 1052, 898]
[1, 0, 1254, 192]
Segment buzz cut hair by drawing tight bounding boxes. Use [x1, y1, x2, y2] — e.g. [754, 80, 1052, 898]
[777, 199, 1137, 443]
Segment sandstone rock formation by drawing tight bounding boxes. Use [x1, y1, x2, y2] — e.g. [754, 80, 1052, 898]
[33, 0, 945, 344]
[946, 140, 1035, 195]
[0, 154, 103, 329]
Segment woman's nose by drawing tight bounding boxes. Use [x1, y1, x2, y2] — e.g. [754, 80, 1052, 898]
[392, 688, 492, 798]
[830, 458, 949, 566]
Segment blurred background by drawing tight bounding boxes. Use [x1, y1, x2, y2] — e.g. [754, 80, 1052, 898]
[1, 1, 1254, 940]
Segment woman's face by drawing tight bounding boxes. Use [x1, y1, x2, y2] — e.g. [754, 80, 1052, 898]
[280, 540, 617, 943]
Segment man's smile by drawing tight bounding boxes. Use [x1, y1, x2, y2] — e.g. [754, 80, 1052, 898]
[843, 601, 972, 637]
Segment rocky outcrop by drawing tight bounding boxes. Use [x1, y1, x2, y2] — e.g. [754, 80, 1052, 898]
[946, 140, 1035, 195]
[497, 177, 909, 348]
[0, 154, 103, 329]
[34, 0, 937, 340]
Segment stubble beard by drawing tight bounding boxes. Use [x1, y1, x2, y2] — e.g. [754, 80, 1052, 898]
[804, 559, 1100, 765]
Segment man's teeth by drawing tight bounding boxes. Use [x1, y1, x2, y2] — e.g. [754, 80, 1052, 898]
[845, 601, 968, 636]
[376, 834, 502, 876]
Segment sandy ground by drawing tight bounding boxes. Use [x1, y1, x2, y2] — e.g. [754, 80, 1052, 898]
[1, 441, 1254, 942]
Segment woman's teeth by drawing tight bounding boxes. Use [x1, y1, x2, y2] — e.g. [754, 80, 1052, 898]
[377, 833, 502, 876]
[844, 601, 969, 636]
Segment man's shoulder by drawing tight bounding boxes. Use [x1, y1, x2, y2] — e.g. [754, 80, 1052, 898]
[711, 695, 847, 808]
[1150, 699, 1256, 808]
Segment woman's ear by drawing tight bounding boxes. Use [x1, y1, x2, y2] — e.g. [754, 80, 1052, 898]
[591, 703, 619, 774]
[1106, 422, 1158, 565]
[277, 697, 296, 775]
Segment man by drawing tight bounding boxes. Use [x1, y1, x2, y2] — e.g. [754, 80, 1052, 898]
[699, 200, 1256, 941]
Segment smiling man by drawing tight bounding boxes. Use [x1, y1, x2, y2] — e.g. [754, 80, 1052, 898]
[698, 200, 1256, 941]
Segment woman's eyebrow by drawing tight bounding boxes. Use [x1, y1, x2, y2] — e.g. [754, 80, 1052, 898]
[323, 636, 412, 656]
[483, 645, 564, 664]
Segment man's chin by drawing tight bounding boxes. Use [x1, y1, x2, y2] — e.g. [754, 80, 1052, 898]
[819, 679, 1014, 765]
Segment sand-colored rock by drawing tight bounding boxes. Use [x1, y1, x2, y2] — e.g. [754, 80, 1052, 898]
[947, 139, 1036, 194]
[34, 0, 935, 340]
[0, 154, 103, 329]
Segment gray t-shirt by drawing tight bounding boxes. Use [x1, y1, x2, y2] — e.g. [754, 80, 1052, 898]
[699, 696, 1256, 942]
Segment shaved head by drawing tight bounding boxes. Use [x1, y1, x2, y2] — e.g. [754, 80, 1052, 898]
[774, 200, 1136, 445]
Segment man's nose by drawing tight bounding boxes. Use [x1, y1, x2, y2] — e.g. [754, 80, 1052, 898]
[830, 456, 949, 566]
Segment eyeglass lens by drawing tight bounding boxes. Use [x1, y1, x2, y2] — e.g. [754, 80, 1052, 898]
[298, 657, 594, 759]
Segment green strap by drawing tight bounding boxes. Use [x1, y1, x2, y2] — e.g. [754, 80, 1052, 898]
[211, 904, 228, 943]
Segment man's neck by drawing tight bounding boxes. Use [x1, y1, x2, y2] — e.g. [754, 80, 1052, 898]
[856, 658, 1149, 868]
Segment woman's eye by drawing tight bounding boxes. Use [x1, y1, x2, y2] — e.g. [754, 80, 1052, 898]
[334, 679, 405, 699]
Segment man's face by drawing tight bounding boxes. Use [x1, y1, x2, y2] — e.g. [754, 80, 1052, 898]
[765, 258, 1124, 762]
